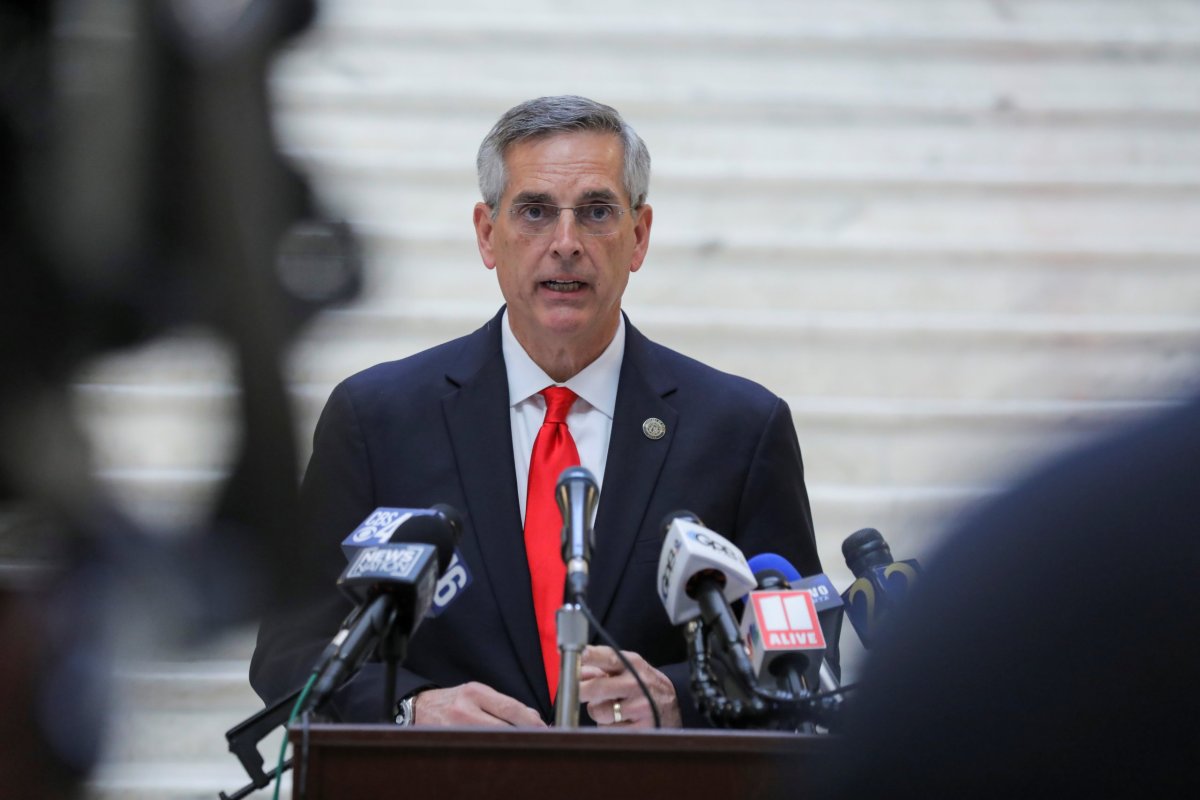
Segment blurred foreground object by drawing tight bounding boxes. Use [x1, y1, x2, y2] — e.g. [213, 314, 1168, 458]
[0, 0, 358, 795]
[824, 395, 1200, 796]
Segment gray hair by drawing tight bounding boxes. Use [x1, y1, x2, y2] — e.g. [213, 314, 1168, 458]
[477, 95, 651, 215]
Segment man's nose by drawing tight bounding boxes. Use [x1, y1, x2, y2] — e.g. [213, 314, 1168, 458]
[550, 209, 583, 257]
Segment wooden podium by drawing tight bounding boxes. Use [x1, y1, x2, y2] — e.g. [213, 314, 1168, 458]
[287, 724, 835, 799]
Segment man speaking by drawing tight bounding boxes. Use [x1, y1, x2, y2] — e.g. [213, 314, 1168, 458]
[250, 96, 824, 728]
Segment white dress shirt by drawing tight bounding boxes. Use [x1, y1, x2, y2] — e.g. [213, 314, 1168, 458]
[502, 309, 625, 524]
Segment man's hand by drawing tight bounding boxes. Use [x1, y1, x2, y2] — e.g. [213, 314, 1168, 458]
[411, 682, 547, 727]
[578, 645, 682, 728]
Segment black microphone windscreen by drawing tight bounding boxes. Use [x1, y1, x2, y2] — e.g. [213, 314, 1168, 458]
[660, 509, 703, 536]
[842, 527, 892, 577]
[389, 512, 457, 572]
[752, 568, 792, 591]
[431, 503, 464, 542]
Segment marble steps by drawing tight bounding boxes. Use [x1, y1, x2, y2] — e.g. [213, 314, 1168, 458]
[87, 635, 291, 800]
[105, 667, 271, 763]
[275, 112, 1200, 204]
[279, 305, 1200, 400]
[284, 140, 1200, 193]
[87, 462, 993, 587]
[75, 376, 1171, 486]
[87, 762, 287, 800]
[75, 373, 1179, 585]
[305, 0, 1200, 49]
[298, 172, 1200, 256]
[272, 31, 1200, 124]
[316, 230, 1200, 318]
[78, 303, 1200, 401]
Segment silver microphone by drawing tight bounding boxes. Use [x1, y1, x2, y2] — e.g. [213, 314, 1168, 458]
[557, 466, 599, 603]
[554, 466, 598, 728]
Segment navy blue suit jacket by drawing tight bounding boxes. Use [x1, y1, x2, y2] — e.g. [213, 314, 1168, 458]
[250, 308, 822, 725]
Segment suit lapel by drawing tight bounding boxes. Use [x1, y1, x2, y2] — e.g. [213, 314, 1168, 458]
[441, 311, 548, 712]
[588, 321, 678, 625]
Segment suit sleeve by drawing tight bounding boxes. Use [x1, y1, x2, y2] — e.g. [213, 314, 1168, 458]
[736, 396, 821, 578]
[248, 382, 436, 721]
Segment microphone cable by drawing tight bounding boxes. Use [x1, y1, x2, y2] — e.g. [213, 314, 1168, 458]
[685, 617, 859, 729]
[577, 602, 662, 729]
[272, 673, 316, 800]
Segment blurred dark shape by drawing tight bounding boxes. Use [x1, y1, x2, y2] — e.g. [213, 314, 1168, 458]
[823, 396, 1200, 797]
[1, 0, 358, 793]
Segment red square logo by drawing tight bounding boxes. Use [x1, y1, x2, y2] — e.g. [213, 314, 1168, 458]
[751, 590, 826, 650]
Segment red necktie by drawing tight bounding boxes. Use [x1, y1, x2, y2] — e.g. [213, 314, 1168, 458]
[524, 386, 580, 701]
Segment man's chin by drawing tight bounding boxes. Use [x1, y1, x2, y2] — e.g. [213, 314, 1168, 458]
[524, 306, 616, 346]
[537, 311, 592, 340]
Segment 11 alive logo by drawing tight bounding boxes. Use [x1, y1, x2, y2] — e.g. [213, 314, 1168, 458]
[750, 590, 826, 650]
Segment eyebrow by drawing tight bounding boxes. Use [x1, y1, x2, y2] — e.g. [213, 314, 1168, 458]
[509, 189, 622, 207]
[511, 191, 555, 206]
[578, 189, 620, 204]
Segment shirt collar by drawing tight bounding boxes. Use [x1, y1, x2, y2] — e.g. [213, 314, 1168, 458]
[501, 308, 625, 420]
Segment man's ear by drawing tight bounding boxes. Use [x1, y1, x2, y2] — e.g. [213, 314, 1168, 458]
[473, 202, 497, 270]
[629, 204, 653, 273]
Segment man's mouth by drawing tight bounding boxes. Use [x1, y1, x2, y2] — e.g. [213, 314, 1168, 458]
[542, 280, 586, 292]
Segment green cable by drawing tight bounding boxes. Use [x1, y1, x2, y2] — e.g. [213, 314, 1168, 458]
[275, 673, 318, 800]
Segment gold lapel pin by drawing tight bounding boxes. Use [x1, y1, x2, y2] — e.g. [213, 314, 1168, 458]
[642, 417, 666, 440]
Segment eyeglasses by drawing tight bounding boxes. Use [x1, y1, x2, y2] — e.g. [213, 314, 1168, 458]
[507, 203, 630, 236]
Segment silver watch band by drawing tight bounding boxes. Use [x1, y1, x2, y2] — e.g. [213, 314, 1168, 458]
[394, 694, 416, 726]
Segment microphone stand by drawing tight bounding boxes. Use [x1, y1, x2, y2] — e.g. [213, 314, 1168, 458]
[219, 687, 301, 800]
[553, 467, 598, 728]
[376, 606, 405, 722]
[555, 595, 588, 728]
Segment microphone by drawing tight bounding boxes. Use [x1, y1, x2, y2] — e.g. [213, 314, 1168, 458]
[341, 505, 460, 571]
[745, 552, 801, 585]
[659, 508, 704, 530]
[745, 554, 841, 696]
[554, 467, 598, 728]
[840, 528, 921, 649]
[556, 467, 598, 603]
[657, 513, 757, 681]
[308, 541, 440, 712]
[308, 506, 463, 713]
[744, 552, 844, 617]
[340, 505, 472, 617]
[741, 587, 825, 695]
[337, 542, 441, 616]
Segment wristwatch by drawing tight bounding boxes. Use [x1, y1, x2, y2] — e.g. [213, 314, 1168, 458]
[394, 694, 417, 727]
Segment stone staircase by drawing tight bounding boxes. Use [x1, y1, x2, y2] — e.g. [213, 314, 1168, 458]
[88, 630, 289, 800]
[80, 1, 1200, 796]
